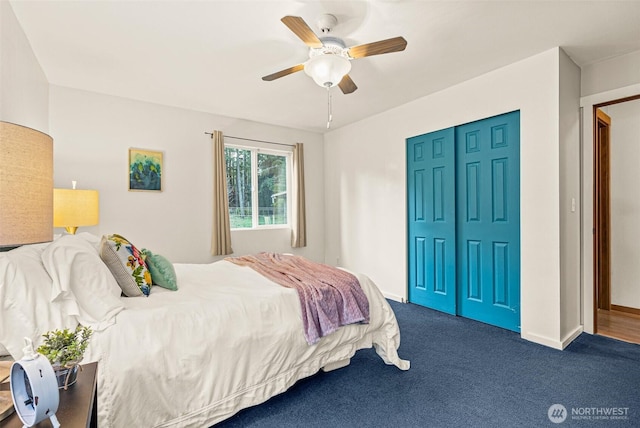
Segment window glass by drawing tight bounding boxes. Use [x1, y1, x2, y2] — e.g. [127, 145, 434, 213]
[258, 153, 287, 226]
[225, 147, 252, 229]
[225, 145, 289, 229]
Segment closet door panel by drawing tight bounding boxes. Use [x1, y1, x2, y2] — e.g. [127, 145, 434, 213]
[407, 128, 456, 314]
[456, 111, 520, 332]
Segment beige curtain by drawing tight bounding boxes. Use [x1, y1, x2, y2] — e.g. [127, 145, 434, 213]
[291, 142, 307, 247]
[211, 130, 233, 255]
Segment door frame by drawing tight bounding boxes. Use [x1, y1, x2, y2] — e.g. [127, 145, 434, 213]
[593, 107, 611, 320]
[592, 94, 640, 332]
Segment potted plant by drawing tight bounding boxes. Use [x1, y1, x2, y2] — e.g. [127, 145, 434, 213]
[36, 325, 92, 390]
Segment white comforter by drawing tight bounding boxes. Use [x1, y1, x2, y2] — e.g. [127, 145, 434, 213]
[85, 260, 409, 427]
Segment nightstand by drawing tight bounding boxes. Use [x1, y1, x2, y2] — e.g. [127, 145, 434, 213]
[2, 361, 97, 428]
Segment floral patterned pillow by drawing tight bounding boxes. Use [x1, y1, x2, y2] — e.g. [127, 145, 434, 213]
[99, 234, 152, 297]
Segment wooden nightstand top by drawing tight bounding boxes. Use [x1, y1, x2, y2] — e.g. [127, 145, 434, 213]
[2, 361, 97, 428]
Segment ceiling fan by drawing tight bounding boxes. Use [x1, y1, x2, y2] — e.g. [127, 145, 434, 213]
[262, 14, 408, 96]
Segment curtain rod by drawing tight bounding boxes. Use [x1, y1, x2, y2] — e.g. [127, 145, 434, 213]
[204, 132, 295, 148]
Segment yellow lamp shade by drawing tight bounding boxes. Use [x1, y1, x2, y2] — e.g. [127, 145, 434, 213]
[53, 189, 99, 234]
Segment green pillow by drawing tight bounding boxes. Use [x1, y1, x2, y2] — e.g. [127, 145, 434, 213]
[141, 249, 178, 291]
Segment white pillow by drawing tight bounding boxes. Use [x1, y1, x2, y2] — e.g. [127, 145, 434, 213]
[0, 243, 77, 360]
[41, 234, 125, 331]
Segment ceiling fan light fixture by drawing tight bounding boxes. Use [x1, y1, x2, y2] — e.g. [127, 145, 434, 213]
[304, 54, 351, 88]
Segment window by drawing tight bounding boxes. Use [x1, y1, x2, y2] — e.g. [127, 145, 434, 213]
[225, 145, 290, 229]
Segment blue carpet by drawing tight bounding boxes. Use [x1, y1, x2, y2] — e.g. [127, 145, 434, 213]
[216, 301, 640, 427]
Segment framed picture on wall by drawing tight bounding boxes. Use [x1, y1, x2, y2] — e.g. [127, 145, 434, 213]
[128, 148, 163, 192]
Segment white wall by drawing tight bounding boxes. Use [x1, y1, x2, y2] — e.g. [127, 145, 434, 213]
[0, 1, 48, 131]
[602, 99, 640, 310]
[49, 85, 325, 264]
[581, 50, 640, 97]
[580, 49, 640, 333]
[559, 49, 582, 342]
[324, 47, 581, 349]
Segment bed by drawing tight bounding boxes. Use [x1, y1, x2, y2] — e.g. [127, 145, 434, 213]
[0, 233, 409, 427]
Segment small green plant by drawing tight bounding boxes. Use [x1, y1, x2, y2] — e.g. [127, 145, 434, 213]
[37, 325, 92, 368]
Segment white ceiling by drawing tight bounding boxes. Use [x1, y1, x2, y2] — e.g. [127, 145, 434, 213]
[9, 0, 640, 133]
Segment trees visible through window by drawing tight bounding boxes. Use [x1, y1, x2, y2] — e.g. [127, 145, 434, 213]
[225, 146, 289, 229]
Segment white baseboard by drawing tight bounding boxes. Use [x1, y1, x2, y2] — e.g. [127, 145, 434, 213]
[382, 292, 406, 303]
[521, 332, 564, 350]
[560, 325, 584, 349]
[521, 325, 583, 350]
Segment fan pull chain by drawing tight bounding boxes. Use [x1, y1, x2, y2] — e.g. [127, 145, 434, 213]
[326, 85, 333, 129]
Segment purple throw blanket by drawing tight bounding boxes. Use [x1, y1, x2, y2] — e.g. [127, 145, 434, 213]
[226, 253, 369, 344]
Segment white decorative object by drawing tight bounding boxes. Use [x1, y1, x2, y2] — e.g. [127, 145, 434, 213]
[9, 338, 60, 428]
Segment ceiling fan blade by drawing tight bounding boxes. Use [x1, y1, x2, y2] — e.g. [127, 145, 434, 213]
[347, 36, 407, 59]
[338, 74, 358, 94]
[281, 16, 323, 48]
[262, 64, 305, 81]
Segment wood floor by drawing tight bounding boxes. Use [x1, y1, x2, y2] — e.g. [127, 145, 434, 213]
[597, 309, 640, 344]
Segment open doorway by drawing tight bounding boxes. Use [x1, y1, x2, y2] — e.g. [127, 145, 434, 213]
[593, 95, 640, 344]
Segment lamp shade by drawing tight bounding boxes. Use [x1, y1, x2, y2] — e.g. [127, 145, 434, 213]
[304, 54, 351, 88]
[53, 188, 99, 234]
[0, 121, 53, 247]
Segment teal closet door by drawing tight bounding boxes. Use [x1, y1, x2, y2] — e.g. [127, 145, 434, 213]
[407, 127, 456, 315]
[407, 111, 520, 333]
[455, 111, 520, 332]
